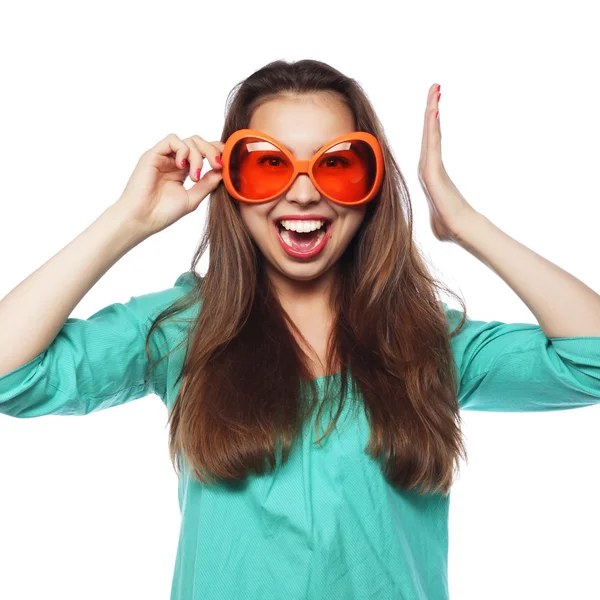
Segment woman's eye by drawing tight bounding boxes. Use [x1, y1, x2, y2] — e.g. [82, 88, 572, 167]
[320, 156, 349, 168]
[257, 155, 285, 167]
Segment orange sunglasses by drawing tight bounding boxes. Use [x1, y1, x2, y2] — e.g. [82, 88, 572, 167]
[220, 128, 384, 206]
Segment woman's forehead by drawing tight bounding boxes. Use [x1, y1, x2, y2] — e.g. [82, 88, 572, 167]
[248, 97, 355, 155]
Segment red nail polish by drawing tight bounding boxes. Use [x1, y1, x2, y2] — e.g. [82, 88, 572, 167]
[216, 156, 223, 165]
[438, 93, 441, 102]
[436, 110, 439, 119]
[437, 84, 441, 92]
[181, 159, 186, 168]
[195, 168, 201, 179]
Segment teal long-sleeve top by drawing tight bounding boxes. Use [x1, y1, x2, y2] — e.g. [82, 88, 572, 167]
[2, 270, 600, 599]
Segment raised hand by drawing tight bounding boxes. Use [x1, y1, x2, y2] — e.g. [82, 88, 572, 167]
[417, 84, 478, 242]
[114, 133, 225, 236]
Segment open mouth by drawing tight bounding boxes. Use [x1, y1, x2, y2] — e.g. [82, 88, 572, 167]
[274, 219, 332, 254]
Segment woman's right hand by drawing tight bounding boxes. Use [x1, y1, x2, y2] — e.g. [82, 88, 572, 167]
[114, 133, 225, 236]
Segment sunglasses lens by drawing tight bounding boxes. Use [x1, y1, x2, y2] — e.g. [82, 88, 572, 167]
[229, 136, 294, 201]
[313, 139, 377, 204]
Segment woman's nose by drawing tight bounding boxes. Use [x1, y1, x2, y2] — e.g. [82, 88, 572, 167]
[285, 173, 321, 204]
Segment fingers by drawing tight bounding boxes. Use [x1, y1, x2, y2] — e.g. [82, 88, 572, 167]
[150, 133, 191, 167]
[149, 133, 224, 181]
[181, 136, 224, 208]
[178, 136, 223, 183]
[211, 140, 226, 154]
[428, 85, 442, 164]
[420, 84, 439, 158]
[419, 84, 442, 169]
[186, 169, 223, 211]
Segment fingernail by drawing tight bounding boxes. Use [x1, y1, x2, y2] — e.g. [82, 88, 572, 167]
[436, 110, 439, 119]
[438, 93, 441, 102]
[181, 159, 186, 168]
[437, 84, 441, 92]
[216, 155, 223, 166]
[195, 168, 201, 179]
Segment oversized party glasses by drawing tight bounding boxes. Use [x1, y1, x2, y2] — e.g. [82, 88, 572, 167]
[220, 128, 384, 206]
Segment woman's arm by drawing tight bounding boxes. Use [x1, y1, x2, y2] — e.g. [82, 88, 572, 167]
[418, 83, 600, 337]
[453, 210, 600, 338]
[0, 204, 146, 378]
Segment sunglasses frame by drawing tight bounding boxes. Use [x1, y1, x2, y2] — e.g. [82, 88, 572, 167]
[220, 128, 385, 206]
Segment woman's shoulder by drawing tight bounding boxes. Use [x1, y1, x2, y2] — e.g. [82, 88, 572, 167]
[173, 270, 199, 290]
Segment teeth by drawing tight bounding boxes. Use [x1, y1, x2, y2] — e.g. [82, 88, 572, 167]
[279, 219, 326, 232]
[280, 228, 326, 249]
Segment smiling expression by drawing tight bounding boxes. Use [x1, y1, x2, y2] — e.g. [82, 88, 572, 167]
[239, 93, 367, 287]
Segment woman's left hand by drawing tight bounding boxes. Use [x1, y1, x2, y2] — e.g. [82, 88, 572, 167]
[417, 83, 479, 242]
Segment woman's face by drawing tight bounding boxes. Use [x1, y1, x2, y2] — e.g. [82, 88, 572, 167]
[239, 93, 367, 295]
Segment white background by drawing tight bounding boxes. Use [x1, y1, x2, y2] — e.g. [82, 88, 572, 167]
[1, 1, 599, 598]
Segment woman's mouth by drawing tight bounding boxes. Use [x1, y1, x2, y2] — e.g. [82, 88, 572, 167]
[274, 220, 332, 259]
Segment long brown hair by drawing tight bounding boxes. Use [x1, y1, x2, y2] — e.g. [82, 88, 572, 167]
[146, 59, 469, 496]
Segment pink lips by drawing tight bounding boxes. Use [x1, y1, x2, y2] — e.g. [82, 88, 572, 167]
[274, 221, 332, 259]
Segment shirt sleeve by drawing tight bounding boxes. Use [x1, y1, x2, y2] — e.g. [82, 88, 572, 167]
[444, 303, 600, 412]
[0, 271, 195, 418]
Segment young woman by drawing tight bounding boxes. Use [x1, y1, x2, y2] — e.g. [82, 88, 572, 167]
[1, 59, 600, 599]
